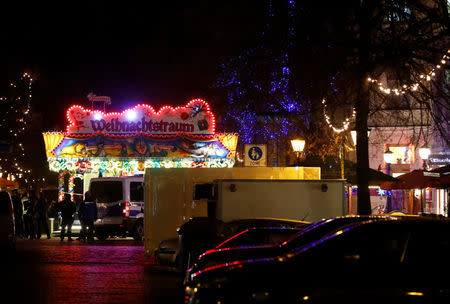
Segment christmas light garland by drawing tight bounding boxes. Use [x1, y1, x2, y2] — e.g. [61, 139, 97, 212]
[322, 99, 356, 133]
[323, 49, 449, 132]
[367, 49, 449, 95]
[48, 157, 235, 173]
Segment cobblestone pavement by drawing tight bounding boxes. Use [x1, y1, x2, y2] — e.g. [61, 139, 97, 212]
[2, 238, 184, 304]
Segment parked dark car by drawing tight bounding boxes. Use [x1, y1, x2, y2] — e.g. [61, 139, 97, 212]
[186, 215, 395, 283]
[214, 227, 302, 249]
[155, 217, 309, 271]
[223, 217, 310, 235]
[0, 191, 16, 252]
[156, 226, 301, 267]
[186, 216, 450, 303]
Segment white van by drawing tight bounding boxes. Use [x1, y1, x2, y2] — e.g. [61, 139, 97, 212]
[89, 176, 144, 240]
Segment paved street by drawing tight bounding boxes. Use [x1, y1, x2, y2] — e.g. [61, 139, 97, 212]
[2, 238, 184, 304]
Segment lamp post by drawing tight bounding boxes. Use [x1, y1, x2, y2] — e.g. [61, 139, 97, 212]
[383, 148, 394, 213]
[419, 145, 431, 170]
[291, 138, 305, 166]
[383, 148, 394, 175]
[418, 145, 431, 213]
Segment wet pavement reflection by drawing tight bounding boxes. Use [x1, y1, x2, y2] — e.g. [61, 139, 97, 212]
[2, 239, 184, 304]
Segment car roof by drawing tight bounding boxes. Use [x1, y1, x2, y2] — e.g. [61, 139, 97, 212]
[285, 216, 450, 258]
[225, 217, 310, 225]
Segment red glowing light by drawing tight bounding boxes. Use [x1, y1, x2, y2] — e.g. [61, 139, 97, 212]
[122, 201, 130, 218]
[65, 99, 216, 136]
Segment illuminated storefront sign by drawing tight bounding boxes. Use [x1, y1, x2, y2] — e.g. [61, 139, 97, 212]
[428, 152, 450, 166]
[66, 98, 215, 135]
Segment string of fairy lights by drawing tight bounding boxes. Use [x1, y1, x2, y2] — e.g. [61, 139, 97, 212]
[322, 98, 356, 133]
[323, 49, 449, 132]
[0, 72, 34, 184]
[367, 50, 449, 95]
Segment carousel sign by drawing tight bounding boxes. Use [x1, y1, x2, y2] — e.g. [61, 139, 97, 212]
[66, 98, 215, 135]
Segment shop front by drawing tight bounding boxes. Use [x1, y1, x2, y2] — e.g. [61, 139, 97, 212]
[42, 99, 238, 201]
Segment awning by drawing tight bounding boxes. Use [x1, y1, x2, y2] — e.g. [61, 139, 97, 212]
[380, 169, 448, 190]
[346, 167, 399, 186]
[0, 178, 19, 190]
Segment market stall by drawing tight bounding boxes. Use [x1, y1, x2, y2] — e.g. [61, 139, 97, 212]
[380, 169, 450, 215]
[0, 177, 19, 191]
[43, 99, 238, 201]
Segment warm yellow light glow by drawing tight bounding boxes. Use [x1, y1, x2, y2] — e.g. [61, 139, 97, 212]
[291, 139, 305, 153]
[406, 291, 423, 296]
[419, 146, 431, 160]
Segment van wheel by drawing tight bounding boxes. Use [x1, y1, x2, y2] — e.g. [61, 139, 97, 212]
[96, 232, 108, 240]
[133, 220, 144, 242]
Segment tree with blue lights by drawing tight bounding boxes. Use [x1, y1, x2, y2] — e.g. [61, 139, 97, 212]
[215, 0, 311, 166]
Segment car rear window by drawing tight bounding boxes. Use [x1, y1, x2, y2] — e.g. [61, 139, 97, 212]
[90, 181, 123, 203]
[0, 192, 12, 214]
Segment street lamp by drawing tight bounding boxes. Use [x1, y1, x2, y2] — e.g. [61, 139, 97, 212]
[383, 148, 394, 175]
[419, 145, 431, 170]
[291, 138, 305, 166]
[383, 147, 394, 213]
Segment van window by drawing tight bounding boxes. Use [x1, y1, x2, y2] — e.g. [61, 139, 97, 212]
[194, 183, 214, 200]
[90, 181, 123, 203]
[130, 182, 143, 201]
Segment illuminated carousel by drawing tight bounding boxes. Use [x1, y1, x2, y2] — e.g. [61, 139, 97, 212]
[42, 98, 238, 201]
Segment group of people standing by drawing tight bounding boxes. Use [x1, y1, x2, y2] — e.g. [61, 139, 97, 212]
[11, 189, 51, 239]
[59, 192, 98, 241]
[10, 189, 98, 242]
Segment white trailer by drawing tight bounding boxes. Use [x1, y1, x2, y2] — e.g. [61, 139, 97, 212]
[214, 179, 346, 223]
[143, 167, 346, 256]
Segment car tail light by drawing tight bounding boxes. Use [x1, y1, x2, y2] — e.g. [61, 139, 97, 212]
[122, 202, 130, 218]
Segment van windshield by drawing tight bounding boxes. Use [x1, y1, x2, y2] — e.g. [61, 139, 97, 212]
[90, 181, 123, 203]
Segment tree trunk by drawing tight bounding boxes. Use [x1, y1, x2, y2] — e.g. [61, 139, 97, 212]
[356, 1, 372, 215]
[355, 76, 371, 215]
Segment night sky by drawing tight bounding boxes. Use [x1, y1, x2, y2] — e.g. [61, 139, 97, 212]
[2, 1, 265, 130]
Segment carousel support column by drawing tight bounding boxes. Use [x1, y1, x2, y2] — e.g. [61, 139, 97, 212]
[68, 174, 75, 202]
[58, 170, 67, 202]
[76, 173, 84, 201]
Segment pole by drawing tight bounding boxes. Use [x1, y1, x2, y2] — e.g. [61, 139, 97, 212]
[385, 163, 392, 213]
[339, 143, 345, 179]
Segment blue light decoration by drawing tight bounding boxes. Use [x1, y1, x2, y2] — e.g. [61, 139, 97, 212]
[377, 188, 392, 197]
[377, 188, 386, 196]
[215, 0, 311, 144]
